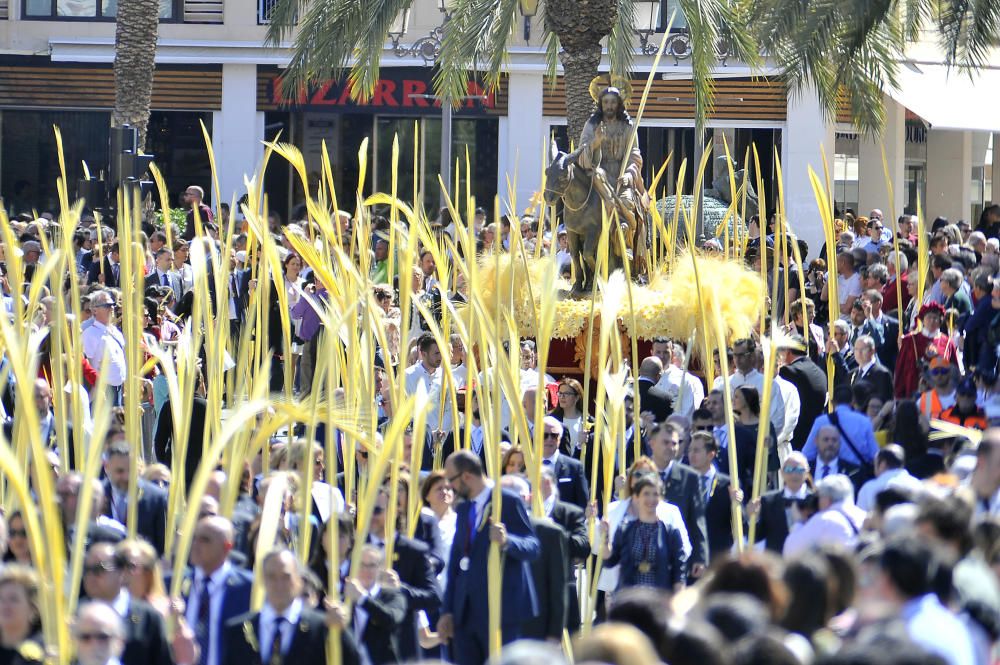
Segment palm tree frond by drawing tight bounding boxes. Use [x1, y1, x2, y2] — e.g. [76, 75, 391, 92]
[608, 0, 636, 83]
[435, 0, 520, 105]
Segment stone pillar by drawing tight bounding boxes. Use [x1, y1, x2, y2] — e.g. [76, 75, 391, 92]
[782, 87, 836, 261]
[857, 96, 905, 218]
[212, 63, 265, 207]
[925, 129, 972, 223]
[498, 71, 544, 216]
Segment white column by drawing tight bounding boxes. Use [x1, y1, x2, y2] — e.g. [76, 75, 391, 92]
[498, 71, 544, 216]
[782, 87, 835, 261]
[213, 63, 265, 207]
[991, 133, 1000, 206]
[857, 96, 905, 218]
[925, 129, 972, 222]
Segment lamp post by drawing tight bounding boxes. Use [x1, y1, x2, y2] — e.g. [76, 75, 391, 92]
[391, 2, 489, 209]
[633, 0, 661, 55]
[519, 0, 538, 43]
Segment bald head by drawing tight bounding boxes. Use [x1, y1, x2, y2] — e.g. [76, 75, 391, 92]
[639, 356, 663, 381]
[190, 516, 234, 574]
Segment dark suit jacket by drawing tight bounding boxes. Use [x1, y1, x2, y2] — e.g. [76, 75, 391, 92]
[779, 356, 829, 449]
[701, 470, 735, 562]
[441, 425, 509, 472]
[102, 479, 168, 554]
[751, 489, 811, 553]
[357, 586, 408, 665]
[851, 361, 894, 404]
[809, 458, 867, 494]
[442, 488, 540, 629]
[908, 449, 947, 480]
[605, 519, 686, 590]
[120, 597, 172, 665]
[522, 517, 568, 641]
[222, 606, 365, 665]
[549, 453, 589, 510]
[661, 462, 708, 566]
[87, 257, 120, 288]
[371, 533, 440, 661]
[410, 511, 445, 574]
[868, 314, 900, 370]
[154, 395, 207, 491]
[637, 378, 673, 423]
[548, 500, 588, 631]
[174, 565, 254, 665]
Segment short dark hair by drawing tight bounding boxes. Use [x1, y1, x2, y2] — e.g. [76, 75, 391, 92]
[631, 474, 662, 497]
[832, 385, 854, 405]
[915, 496, 973, 554]
[691, 408, 713, 422]
[876, 444, 905, 469]
[876, 536, 936, 599]
[448, 449, 484, 478]
[417, 332, 438, 354]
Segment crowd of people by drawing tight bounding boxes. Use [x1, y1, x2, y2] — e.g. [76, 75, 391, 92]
[0, 186, 997, 665]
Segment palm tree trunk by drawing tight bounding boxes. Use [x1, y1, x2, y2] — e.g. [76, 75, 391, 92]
[112, 0, 159, 149]
[560, 43, 603, 143]
[545, 0, 618, 143]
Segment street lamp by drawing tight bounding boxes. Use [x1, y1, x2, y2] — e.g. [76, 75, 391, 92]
[388, 8, 410, 41]
[634, 0, 661, 55]
[519, 0, 538, 42]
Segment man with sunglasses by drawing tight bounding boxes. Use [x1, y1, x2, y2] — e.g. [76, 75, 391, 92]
[747, 452, 812, 553]
[74, 602, 127, 665]
[918, 357, 957, 420]
[540, 416, 589, 510]
[81, 290, 127, 407]
[82, 542, 171, 665]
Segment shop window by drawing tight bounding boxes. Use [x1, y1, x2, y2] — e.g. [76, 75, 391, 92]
[25, 0, 178, 20]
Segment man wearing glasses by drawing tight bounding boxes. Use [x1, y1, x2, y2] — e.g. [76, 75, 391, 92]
[540, 416, 589, 510]
[73, 602, 127, 665]
[81, 290, 127, 406]
[746, 452, 812, 553]
[81, 542, 172, 665]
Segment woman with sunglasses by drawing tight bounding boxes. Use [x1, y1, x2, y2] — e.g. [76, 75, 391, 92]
[118, 539, 169, 617]
[2, 515, 30, 566]
[598, 474, 686, 594]
[589, 458, 692, 612]
[0, 565, 43, 665]
[549, 378, 593, 457]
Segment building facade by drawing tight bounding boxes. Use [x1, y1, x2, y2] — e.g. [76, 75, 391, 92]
[0, 0, 995, 257]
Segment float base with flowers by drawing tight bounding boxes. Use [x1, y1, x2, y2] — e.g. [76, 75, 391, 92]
[472, 250, 766, 378]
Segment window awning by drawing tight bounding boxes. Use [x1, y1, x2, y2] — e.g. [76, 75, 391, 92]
[889, 63, 1000, 132]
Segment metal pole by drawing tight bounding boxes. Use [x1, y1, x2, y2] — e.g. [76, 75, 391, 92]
[440, 97, 453, 210]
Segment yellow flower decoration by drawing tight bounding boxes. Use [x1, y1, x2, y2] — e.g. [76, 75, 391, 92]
[17, 641, 43, 662]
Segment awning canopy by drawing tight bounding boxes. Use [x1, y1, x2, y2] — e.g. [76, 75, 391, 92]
[890, 63, 1000, 132]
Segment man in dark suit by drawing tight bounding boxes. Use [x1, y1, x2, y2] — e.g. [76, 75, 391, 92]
[144, 248, 181, 296]
[87, 242, 121, 287]
[849, 334, 894, 403]
[649, 422, 708, 577]
[777, 335, 828, 450]
[367, 487, 440, 661]
[540, 468, 588, 633]
[808, 424, 866, 494]
[82, 542, 172, 665]
[179, 516, 253, 665]
[154, 395, 207, 490]
[442, 390, 509, 471]
[747, 451, 812, 553]
[501, 475, 567, 643]
[345, 545, 408, 665]
[540, 416, 589, 509]
[686, 432, 741, 562]
[102, 443, 168, 554]
[862, 289, 899, 371]
[636, 357, 673, 424]
[438, 451, 540, 665]
[222, 549, 365, 665]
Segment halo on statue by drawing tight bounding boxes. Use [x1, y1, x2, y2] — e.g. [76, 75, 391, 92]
[588, 74, 633, 106]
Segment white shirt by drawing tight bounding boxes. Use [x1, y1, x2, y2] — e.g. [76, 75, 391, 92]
[856, 468, 925, 512]
[260, 598, 303, 658]
[783, 503, 860, 557]
[773, 375, 800, 450]
[837, 272, 863, 307]
[656, 364, 705, 417]
[562, 415, 584, 452]
[404, 361, 452, 431]
[81, 320, 127, 387]
[310, 482, 346, 523]
[185, 562, 233, 665]
[111, 589, 130, 617]
[451, 363, 468, 390]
